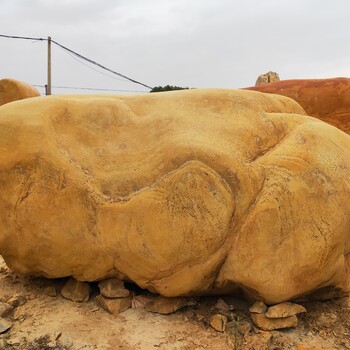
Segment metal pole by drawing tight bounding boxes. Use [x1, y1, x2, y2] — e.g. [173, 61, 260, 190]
[47, 36, 52, 95]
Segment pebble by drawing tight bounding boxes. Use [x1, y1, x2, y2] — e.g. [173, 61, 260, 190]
[61, 277, 91, 302]
[57, 331, 73, 348]
[0, 317, 12, 334]
[6, 294, 26, 308]
[209, 314, 228, 332]
[249, 301, 268, 314]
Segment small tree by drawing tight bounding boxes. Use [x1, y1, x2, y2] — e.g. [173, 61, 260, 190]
[150, 85, 189, 93]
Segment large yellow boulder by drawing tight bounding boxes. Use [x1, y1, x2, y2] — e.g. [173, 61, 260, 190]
[0, 89, 349, 304]
[0, 78, 40, 106]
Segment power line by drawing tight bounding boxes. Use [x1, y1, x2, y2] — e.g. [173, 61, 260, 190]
[57, 45, 129, 83]
[33, 84, 148, 93]
[0, 34, 153, 90]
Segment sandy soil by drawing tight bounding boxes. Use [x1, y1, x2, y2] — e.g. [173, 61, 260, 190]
[0, 256, 349, 350]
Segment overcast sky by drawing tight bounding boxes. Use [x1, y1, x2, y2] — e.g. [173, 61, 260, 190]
[1, 0, 349, 95]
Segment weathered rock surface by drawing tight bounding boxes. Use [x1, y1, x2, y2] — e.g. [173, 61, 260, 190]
[0, 78, 40, 106]
[98, 278, 129, 298]
[0, 89, 350, 304]
[251, 313, 298, 331]
[209, 314, 228, 332]
[246, 77, 350, 134]
[265, 302, 306, 318]
[0, 317, 12, 334]
[145, 296, 189, 315]
[61, 277, 91, 302]
[255, 71, 280, 86]
[249, 301, 268, 314]
[96, 294, 132, 314]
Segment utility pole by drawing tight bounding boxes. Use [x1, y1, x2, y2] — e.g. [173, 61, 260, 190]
[47, 36, 52, 95]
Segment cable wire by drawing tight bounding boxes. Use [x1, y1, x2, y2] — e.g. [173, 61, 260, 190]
[0, 34, 153, 90]
[33, 84, 147, 93]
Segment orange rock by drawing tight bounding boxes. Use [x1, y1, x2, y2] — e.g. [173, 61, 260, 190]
[0, 78, 40, 106]
[245, 77, 350, 134]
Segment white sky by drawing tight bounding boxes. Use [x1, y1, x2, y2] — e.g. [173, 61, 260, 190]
[1, 0, 349, 95]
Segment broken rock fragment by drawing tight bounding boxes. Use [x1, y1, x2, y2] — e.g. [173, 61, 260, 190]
[98, 278, 130, 298]
[61, 277, 91, 302]
[249, 301, 268, 314]
[0, 317, 12, 334]
[251, 313, 298, 331]
[145, 296, 189, 315]
[209, 314, 228, 332]
[265, 302, 306, 318]
[96, 294, 132, 314]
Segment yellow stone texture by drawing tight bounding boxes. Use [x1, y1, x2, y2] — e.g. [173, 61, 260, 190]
[0, 89, 349, 304]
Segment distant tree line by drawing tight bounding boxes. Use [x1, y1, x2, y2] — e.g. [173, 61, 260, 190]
[150, 85, 189, 93]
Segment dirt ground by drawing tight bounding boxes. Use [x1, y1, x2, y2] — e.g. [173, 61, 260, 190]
[0, 256, 349, 350]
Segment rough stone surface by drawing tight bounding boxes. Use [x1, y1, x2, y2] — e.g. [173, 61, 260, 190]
[255, 71, 280, 86]
[251, 313, 298, 331]
[246, 77, 350, 134]
[98, 278, 129, 298]
[0, 89, 350, 304]
[249, 301, 268, 314]
[145, 296, 189, 315]
[209, 314, 228, 332]
[265, 302, 306, 318]
[0, 78, 40, 106]
[0, 317, 12, 333]
[61, 277, 91, 302]
[96, 294, 132, 314]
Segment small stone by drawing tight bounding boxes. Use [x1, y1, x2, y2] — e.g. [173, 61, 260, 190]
[145, 297, 189, 315]
[6, 294, 26, 308]
[251, 313, 298, 331]
[61, 277, 91, 302]
[5, 337, 21, 346]
[131, 295, 157, 309]
[98, 278, 129, 298]
[265, 302, 306, 318]
[43, 286, 57, 297]
[214, 298, 234, 311]
[249, 301, 268, 314]
[96, 295, 132, 314]
[57, 332, 73, 348]
[209, 314, 228, 332]
[0, 317, 12, 334]
[0, 302, 13, 317]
